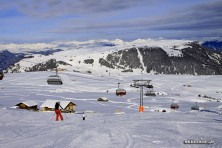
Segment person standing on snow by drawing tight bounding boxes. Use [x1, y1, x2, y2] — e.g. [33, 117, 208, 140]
[55, 101, 64, 121]
[82, 112, 85, 120]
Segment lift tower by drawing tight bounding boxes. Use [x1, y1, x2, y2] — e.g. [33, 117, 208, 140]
[132, 80, 151, 112]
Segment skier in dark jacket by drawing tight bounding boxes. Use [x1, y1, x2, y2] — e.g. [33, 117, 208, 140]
[55, 101, 64, 121]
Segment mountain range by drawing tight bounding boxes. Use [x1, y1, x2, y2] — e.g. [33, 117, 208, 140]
[1, 39, 222, 75]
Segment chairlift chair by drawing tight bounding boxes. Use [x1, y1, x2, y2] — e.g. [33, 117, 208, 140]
[116, 82, 126, 96]
[116, 88, 126, 96]
[146, 85, 153, 89]
[145, 90, 156, 96]
[145, 83, 155, 96]
[191, 102, 199, 110]
[47, 68, 63, 85]
[171, 103, 179, 109]
[47, 75, 63, 85]
[171, 99, 179, 109]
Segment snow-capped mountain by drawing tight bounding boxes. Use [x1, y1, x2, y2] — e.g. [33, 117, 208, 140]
[100, 42, 222, 75]
[0, 50, 24, 71]
[1, 39, 222, 75]
[202, 40, 222, 52]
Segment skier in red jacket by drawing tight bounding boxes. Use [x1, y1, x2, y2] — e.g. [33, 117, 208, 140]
[55, 101, 64, 121]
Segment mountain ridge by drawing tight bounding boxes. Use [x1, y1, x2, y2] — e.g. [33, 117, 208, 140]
[1, 39, 222, 75]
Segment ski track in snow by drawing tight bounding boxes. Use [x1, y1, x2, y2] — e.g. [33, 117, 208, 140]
[136, 47, 146, 72]
[171, 75, 211, 92]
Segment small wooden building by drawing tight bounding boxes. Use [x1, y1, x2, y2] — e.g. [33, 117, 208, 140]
[40, 99, 77, 113]
[15, 100, 38, 111]
[98, 97, 109, 102]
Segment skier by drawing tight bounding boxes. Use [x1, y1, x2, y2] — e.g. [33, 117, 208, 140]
[55, 101, 64, 121]
[82, 112, 85, 121]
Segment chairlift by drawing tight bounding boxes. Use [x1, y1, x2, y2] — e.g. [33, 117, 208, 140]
[0, 71, 4, 80]
[146, 85, 153, 89]
[47, 68, 63, 85]
[145, 82, 155, 96]
[47, 75, 63, 85]
[171, 99, 179, 109]
[191, 102, 199, 110]
[116, 88, 126, 96]
[145, 90, 156, 96]
[116, 83, 126, 96]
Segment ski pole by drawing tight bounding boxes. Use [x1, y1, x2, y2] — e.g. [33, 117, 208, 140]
[50, 112, 55, 121]
[64, 112, 68, 119]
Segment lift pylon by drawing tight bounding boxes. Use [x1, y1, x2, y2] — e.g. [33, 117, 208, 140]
[133, 80, 151, 112]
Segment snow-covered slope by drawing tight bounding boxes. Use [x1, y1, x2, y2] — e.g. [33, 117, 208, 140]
[0, 72, 222, 147]
[0, 39, 191, 72]
[2, 38, 222, 75]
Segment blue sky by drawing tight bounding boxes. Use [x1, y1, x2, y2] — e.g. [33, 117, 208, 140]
[0, 0, 222, 43]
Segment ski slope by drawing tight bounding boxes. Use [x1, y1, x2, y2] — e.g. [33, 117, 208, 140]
[0, 72, 222, 148]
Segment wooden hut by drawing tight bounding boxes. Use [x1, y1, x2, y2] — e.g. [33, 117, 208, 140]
[98, 97, 109, 102]
[15, 100, 38, 111]
[40, 99, 77, 113]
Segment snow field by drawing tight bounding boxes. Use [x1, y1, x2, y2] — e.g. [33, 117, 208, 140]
[0, 72, 222, 147]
